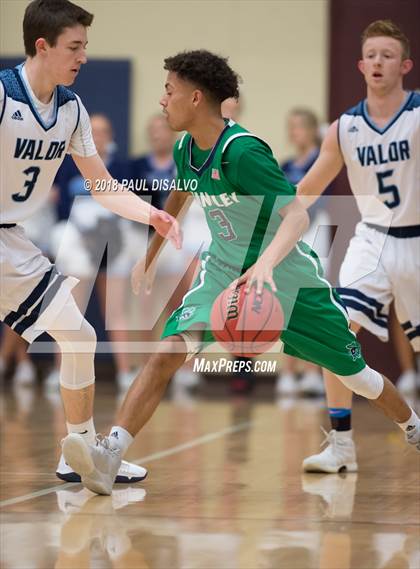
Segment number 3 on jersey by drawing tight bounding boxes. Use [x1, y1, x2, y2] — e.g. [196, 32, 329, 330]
[12, 166, 40, 202]
[376, 170, 400, 209]
[209, 208, 237, 241]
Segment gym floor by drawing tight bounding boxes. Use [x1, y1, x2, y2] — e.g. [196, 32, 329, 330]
[0, 380, 419, 568]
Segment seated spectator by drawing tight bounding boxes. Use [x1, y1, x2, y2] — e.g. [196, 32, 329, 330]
[130, 114, 176, 210]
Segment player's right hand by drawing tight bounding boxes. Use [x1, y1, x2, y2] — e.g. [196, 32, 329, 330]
[131, 257, 158, 295]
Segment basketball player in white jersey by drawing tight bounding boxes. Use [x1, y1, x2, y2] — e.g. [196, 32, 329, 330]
[0, 0, 180, 483]
[297, 20, 419, 473]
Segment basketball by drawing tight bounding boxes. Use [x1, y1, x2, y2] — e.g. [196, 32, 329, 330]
[210, 283, 284, 357]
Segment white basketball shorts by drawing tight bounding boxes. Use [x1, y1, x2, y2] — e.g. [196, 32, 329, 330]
[337, 222, 420, 350]
[0, 225, 78, 343]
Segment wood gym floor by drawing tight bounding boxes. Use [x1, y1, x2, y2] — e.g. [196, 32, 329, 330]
[0, 379, 419, 569]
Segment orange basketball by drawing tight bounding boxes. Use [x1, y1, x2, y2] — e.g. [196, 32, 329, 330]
[210, 283, 284, 357]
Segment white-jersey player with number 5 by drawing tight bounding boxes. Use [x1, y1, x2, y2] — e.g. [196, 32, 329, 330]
[0, 0, 180, 483]
[297, 20, 419, 473]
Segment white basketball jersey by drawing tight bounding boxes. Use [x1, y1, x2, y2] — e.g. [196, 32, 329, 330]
[338, 92, 420, 227]
[0, 65, 96, 224]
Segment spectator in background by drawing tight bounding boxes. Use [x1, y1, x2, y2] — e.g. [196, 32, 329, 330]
[128, 116, 178, 337]
[130, 114, 176, 210]
[276, 108, 327, 397]
[49, 114, 136, 391]
[131, 114, 209, 395]
[281, 108, 321, 187]
[0, 327, 36, 386]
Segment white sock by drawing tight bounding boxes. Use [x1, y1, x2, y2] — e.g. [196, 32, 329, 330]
[109, 426, 133, 455]
[67, 418, 96, 445]
[335, 429, 353, 440]
[396, 409, 420, 432]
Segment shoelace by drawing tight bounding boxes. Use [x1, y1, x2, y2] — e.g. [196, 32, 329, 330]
[95, 434, 120, 455]
[319, 427, 337, 449]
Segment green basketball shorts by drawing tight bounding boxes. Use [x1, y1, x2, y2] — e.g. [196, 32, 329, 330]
[162, 243, 366, 376]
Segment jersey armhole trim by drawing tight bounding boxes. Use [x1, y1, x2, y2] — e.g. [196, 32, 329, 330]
[72, 95, 81, 134]
[221, 132, 269, 154]
[0, 79, 6, 124]
[336, 117, 341, 151]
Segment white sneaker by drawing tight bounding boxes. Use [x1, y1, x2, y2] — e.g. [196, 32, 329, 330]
[404, 422, 420, 451]
[111, 487, 147, 510]
[397, 370, 418, 396]
[56, 450, 147, 484]
[301, 472, 358, 519]
[56, 487, 94, 514]
[62, 434, 123, 495]
[56, 486, 146, 515]
[173, 367, 201, 389]
[298, 371, 324, 397]
[275, 373, 298, 396]
[13, 360, 36, 386]
[116, 370, 136, 392]
[44, 367, 60, 390]
[302, 429, 358, 473]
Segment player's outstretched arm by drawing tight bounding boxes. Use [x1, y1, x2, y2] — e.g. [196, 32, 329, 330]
[297, 120, 344, 210]
[131, 189, 193, 295]
[72, 153, 182, 249]
[237, 198, 310, 295]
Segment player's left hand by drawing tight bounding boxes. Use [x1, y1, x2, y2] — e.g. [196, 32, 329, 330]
[234, 258, 278, 296]
[131, 256, 158, 295]
[150, 208, 183, 249]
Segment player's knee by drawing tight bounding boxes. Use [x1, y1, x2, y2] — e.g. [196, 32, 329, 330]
[59, 354, 95, 390]
[336, 365, 384, 400]
[46, 298, 97, 390]
[50, 317, 97, 355]
[177, 331, 202, 362]
[77, 318, 97, 354]
[47, 293, 97, 355]
[151, 336, 190, 377]
[57, 321, 96, 391]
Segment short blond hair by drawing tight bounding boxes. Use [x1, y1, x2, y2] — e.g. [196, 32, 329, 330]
[362, 20, 410, 60]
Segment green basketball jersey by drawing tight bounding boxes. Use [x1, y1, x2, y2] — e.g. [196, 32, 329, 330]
[165, 121, 366, 376]
[174, 120, 296, 270]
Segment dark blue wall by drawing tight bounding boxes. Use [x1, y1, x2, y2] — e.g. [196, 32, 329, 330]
[0, 58, 131, 156]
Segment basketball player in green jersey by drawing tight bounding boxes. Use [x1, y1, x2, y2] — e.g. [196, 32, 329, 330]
[62, 50, 420, 495]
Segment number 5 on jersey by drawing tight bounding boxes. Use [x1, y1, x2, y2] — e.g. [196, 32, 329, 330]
[376, 170, 400, 209]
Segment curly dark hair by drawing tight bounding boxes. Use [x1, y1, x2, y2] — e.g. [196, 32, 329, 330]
[164, 50, 240, 105]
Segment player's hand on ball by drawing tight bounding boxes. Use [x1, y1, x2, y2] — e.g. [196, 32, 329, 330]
[150, 208, 182, 249]
[236, 258, 277, 296]
[131, 257, 157, 295]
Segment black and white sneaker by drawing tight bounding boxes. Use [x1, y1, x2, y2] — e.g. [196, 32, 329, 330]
[57, 445, 147, 485]
[405, 424, 420, 451]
